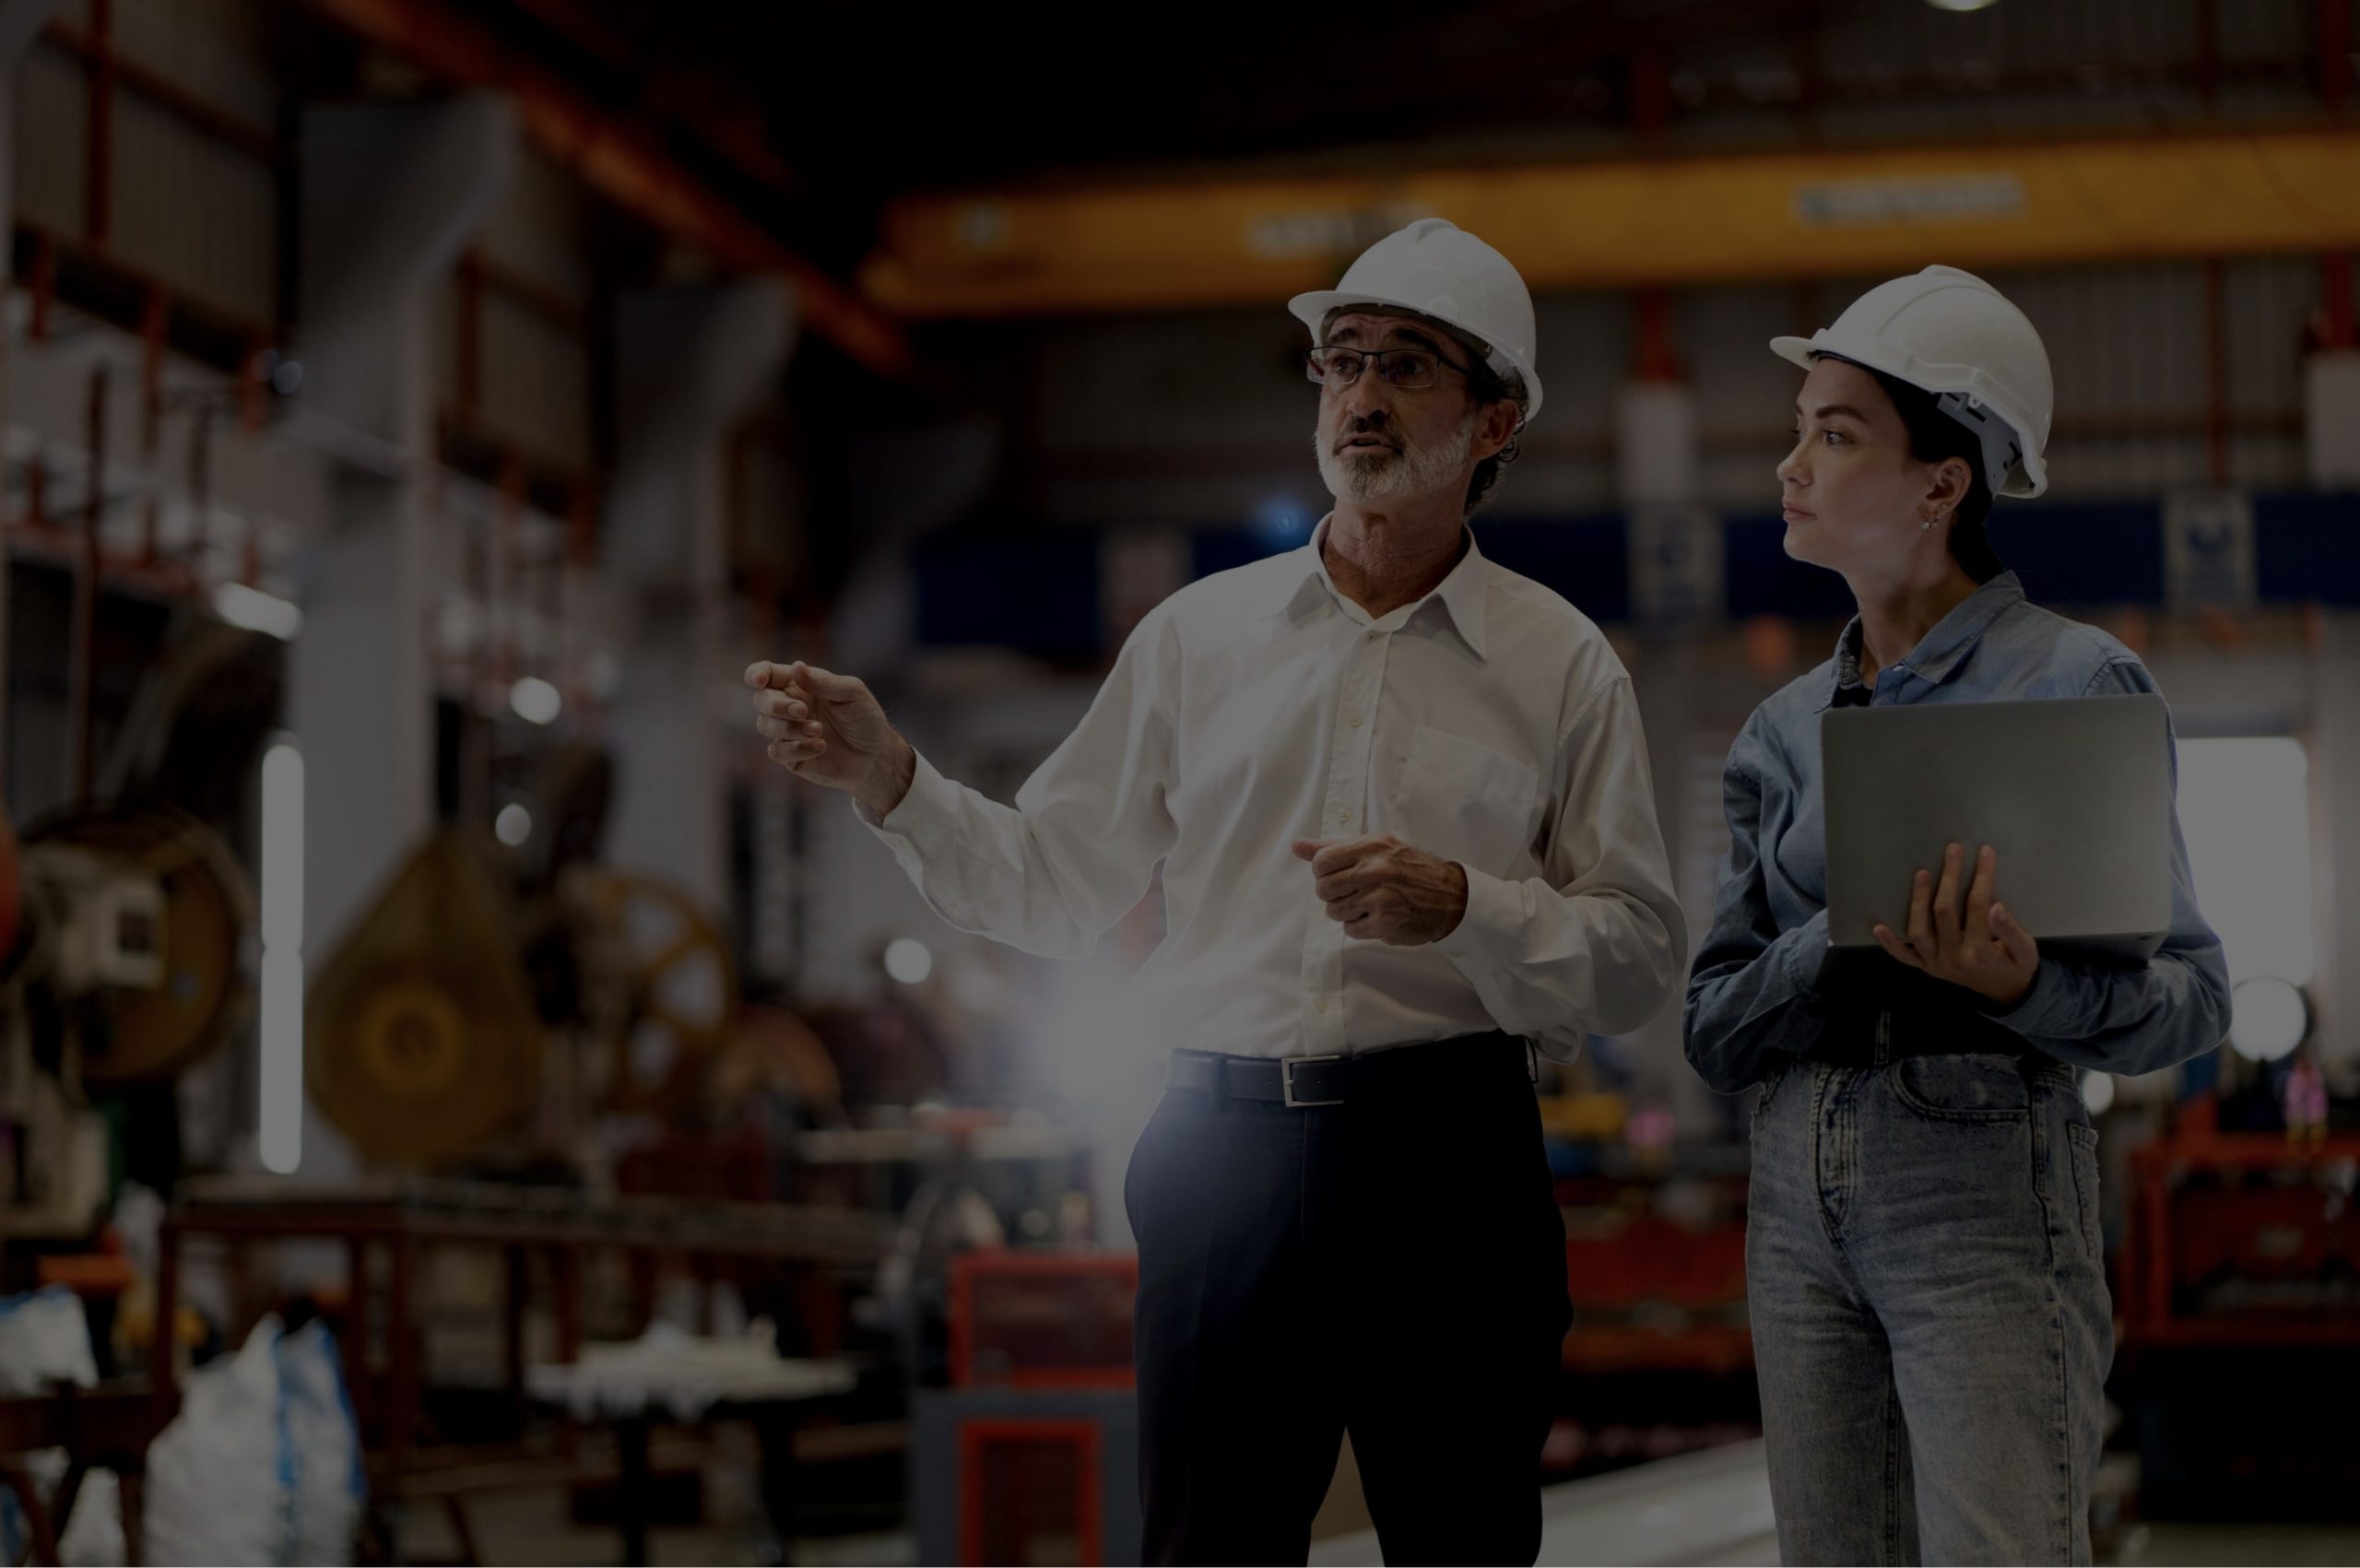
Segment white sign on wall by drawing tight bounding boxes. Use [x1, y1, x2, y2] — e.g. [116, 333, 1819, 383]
[1629, 504, 1725, 627]
[2162, 489, 2256, 614]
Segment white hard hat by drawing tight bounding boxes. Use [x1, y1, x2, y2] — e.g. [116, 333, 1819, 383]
[1289, 218, 1543, 428]
[1771, 265, 2053, 498]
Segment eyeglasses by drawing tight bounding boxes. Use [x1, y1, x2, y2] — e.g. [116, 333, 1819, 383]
[1304, 345, 1474, 392]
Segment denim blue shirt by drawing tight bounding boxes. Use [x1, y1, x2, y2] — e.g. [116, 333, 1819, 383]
[1683, 571, 2232, 1093]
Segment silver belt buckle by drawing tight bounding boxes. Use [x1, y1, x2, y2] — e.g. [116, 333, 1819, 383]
[1281, 1054, 1345, 1108]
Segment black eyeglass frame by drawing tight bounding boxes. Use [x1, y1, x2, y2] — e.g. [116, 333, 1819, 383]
[1303, 344, 1478, 391]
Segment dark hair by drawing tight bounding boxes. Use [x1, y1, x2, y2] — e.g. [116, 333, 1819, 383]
[1847, 359, 2006, 583]
[1460, 355, 1524, 517]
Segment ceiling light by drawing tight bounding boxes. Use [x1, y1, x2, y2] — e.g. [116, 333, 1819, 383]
[215, 582, 302, 640]
[2226, 976, 2308, 1062]
[510, 677, 562, 725]
[884, 938, 934, 985]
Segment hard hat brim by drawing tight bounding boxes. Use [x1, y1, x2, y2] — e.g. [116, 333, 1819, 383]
[1767, 331, 2047, 498]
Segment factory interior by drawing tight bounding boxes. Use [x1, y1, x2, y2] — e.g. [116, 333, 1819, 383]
[3, 0, 2359, 1562]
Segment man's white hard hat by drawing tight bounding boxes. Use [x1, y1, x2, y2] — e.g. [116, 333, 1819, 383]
[1289, 218, 1543, 429]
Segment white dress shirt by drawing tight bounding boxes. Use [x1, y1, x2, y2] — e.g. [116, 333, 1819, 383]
[855, 513, 1686, 1062]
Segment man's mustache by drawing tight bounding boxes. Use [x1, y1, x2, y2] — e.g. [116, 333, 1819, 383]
[1333, 416, 1405, 455]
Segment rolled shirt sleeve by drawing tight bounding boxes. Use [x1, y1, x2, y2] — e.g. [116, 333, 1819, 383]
[1433, 676, 1688, 1060]
[856, 608, 1178, 960]
[1682, 713, 1841, 1093]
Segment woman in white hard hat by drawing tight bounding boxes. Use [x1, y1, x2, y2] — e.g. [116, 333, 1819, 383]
[1684, 266, 2230, 1564]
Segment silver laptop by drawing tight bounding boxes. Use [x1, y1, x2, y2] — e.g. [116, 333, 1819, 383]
[1822, 694, 2175, 963]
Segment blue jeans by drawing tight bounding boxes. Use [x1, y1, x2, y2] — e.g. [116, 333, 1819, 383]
[1747, 1048, 2112, 1564]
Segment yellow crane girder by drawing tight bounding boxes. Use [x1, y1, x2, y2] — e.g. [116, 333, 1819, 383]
[864, 128, 2360, 317]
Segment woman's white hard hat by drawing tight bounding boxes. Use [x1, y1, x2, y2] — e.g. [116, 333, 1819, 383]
[1772, 265, 2054, 498]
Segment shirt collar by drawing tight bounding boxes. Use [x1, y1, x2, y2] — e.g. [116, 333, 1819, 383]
[1820, 571, 2025, 710]
[1263, 513, 1492, 661]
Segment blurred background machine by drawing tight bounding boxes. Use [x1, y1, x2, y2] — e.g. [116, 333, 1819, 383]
[0, 620, 274, 1245]
[2116, 1091, 2360, 1520]
[303, 737, 743, 1173]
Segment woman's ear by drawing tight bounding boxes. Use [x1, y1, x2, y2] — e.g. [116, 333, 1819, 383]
[1924, 454, 1975, 521]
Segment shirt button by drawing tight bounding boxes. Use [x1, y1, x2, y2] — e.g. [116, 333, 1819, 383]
[1336, 809, 1351, 824]
[1365, 631, 1381, 641]
[1348, 713, 1363, 728]
[1314, 997, 1329, 1013]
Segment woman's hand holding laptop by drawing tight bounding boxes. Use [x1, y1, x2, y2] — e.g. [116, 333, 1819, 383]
[1870, 841, 2040, 1007]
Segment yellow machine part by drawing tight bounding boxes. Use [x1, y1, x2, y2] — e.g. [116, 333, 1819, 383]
[1540, 1092, 1631, 1143]
[307, 831, 544, 1169]
[560, 866, 738, 1118]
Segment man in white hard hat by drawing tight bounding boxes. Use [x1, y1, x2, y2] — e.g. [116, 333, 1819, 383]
[746, 218, 1684, 1564]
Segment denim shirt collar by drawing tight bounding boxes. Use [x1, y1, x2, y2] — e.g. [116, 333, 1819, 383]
[1820, 571, 2026, 711]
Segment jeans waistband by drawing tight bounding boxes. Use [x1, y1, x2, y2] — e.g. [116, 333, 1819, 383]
[1802, 1004, 2033, 1068]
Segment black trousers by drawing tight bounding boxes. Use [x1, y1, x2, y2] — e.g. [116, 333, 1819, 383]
[1125, 1032, 1573, 1566]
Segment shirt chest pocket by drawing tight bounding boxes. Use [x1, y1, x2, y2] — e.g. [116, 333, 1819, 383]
[1388, 724, 1544, 871]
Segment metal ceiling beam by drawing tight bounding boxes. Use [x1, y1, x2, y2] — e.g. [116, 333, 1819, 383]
[865, 127, 2360, 318]
[301, 0, 911, 379]
[494, 0, 803, 195]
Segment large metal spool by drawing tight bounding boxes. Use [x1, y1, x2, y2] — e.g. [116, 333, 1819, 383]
[18, 805, 256, 1083]
[560, 866, 737, 1117]
[307, 831, 545, 1169]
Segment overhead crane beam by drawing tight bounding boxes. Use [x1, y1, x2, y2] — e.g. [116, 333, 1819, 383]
[866, 128, 2360, 318]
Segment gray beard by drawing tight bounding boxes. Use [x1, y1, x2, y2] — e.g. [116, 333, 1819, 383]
[1316, 409, 1479, 507]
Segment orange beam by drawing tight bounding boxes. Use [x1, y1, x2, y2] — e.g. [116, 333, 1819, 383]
[867, 127, 2360, 318]
[301, 0, 911, 380]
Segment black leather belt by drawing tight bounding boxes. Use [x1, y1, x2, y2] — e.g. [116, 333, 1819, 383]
[1801, 1002, 2033, 1068]
[1165, 1032, 1530, 1108]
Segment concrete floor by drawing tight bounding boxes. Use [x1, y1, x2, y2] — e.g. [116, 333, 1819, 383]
[1310, 1442, 2360, 1568]
[436, 1440, 2360, 1566]
[2106, 1523, 2360, 1566]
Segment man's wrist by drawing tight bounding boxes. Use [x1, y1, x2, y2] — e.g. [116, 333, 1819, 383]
[1440, 861, 1469, 938]
[856, 735, 917, 819]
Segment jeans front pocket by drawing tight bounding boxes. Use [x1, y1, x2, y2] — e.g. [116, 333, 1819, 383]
[1891, 1052, 2036, 1123]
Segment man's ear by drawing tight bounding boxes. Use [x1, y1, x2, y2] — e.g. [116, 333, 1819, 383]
[1472, 399, 1521, 461]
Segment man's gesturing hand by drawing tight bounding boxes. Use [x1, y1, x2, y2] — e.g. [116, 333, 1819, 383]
[745, 659, 915, 819]
[1292, 835, 1469, 947]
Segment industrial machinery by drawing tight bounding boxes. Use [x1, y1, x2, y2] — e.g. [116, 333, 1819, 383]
[1, 796, 255, 1237]
[914, 1250, 1142, 1565]
[0, 615, 274, 1236]
[2115, 1091, 2360, 1519]
[305, 740, 741, 1171]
